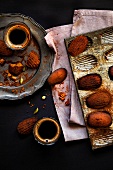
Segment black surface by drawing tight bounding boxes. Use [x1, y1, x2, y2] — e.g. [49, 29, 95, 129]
[0, 0, 113, 170]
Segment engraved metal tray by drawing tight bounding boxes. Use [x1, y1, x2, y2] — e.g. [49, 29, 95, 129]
[0, 13, 54, 100]
[65, 26, 113, 150]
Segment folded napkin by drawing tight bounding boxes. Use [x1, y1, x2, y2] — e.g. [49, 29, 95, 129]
[45, 9, 113, 142]
[45, 25, 87, 141]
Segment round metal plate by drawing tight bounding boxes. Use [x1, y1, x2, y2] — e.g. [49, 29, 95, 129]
[0, 13, 54, 100]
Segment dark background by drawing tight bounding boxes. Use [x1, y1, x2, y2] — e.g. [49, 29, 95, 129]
[0, 0, 113, 170]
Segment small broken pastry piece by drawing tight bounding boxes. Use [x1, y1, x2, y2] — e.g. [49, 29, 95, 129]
[0, 40, 13, 56]
[0, 58, 5, 65]
[65, 98, 70, 106]
[3, 70, 17, 82]
[58, 92, 66, 101]
[68, 35, 88, 56]
[26, 50, 40, 69]
[9, 62, 24, 76]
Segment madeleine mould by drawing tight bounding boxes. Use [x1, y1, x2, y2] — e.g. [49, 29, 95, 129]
[65, 26, 113, 150]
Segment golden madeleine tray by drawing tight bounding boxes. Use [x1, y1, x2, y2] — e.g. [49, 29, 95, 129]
[65, 26, 113, 150]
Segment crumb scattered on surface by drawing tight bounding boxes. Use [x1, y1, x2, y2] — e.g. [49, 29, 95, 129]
[11, 89, 18, 94]
[28, 101, 35, 107]
[58, 92, 66, 101]
[42, 104, 46, 109]
[0, 58, 5, 65]
[20, 87, 25, 93]
[65, 98, 70, 106]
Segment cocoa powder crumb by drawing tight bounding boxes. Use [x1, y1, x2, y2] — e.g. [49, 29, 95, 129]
[28, 101, 30, 105]
[65, 98, 70, 106]
[58, 92, 66, 101]
[66, 85, 69, 93]
[42, 104, 46, 109]
[12, 89, 18, 94]
[0, 82, 3, 86]
[46, 93, 50, 96]
[0, 58, 5, 65]
[28, 101, 35, 107]
[30, 103, 35, 107]
[20, 87, 25, 93]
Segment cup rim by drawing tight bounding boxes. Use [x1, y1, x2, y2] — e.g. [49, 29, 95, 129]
[33, 117, 61, 145]
[4, 21, 31, 50]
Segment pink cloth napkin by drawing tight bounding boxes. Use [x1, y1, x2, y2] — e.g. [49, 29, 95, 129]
[45, 25, 87, 141]
[45, 9, 113, 142]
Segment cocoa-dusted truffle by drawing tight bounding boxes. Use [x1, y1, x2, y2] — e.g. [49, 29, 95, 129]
[0, 40, 13, 56]
[68, 35, 88, 56]
[9, 62, 24, 76]
[47, 68, 67, 86]
[77, 73, 102, 90]
[86, 91, 111, 109]
[87, 111, 112, 128]
[26, 50, 40, 69]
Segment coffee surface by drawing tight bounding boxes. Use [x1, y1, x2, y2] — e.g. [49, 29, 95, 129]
[38, 120, 57, 139]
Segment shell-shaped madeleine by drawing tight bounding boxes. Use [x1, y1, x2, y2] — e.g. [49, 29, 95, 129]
[73, 55, 97, 71]
[101, 28, 113, 44]
[26, 50, 40, 69]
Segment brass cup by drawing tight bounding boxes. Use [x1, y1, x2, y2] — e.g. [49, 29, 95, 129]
[33, 117, 61, 145]
[4, 22, 31, 50]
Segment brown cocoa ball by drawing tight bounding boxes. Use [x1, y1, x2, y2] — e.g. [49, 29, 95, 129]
[47, 68, 67, 86]
[77, 73, 102, 90]
[86, 91, 111, 109]
[68, 35, 88, 56]
[87, 111, 112, 128]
